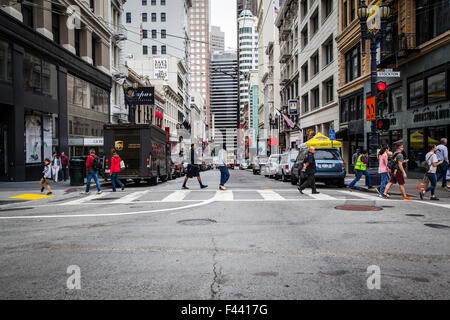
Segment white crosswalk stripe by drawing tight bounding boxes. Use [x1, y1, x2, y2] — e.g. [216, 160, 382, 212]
[336, 190, 379, 200]
[213, 190, 234, 201]
[307, 192, 337, 200]
[112, 191, 149, 204]
[61, 192, 107, 205]
[161, 190, 190, 202]
[258, 190, 285, 200]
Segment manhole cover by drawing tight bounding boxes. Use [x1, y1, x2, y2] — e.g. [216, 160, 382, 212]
[424, 224, 450, 229]
[0, 207, 34, 212]
[177, 219, 217, 225]
[335, 205, 382, 211]
[406, 214, 425, 217]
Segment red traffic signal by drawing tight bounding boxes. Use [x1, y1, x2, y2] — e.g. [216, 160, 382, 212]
[377, 119, 390, 131]
[377, 81, 387, 91]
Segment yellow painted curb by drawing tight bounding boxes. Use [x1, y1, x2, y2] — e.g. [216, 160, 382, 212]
[10, 194, 54, 200]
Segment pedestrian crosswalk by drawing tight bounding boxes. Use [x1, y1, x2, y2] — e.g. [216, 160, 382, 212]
[49, 188, 391, 206]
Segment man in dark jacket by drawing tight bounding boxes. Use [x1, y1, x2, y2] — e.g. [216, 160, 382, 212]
[298, 147, 319, 194]
[60, 151, 69, 182]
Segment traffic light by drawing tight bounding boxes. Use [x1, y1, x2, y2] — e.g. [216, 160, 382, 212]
[377, 118, 390, 131]
[377, 81, 388, 115]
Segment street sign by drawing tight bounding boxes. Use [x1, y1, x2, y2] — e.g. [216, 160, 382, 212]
[366, 96, 376, 121]
[288, 99, 299, 115]
[377, 69, 401, 77]
[329, 129, 335, 141]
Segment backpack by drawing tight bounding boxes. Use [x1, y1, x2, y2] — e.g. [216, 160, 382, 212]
[421, 154, 433, 172]
[387, 152, 400, 171]
[91, 155, 103, 171]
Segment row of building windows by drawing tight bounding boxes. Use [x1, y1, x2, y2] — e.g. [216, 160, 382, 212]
[142, 29, 166, 39]
[143, 45, 167, 55]
[126, 12, 166, 23]
[302, 77, 334, 114]
[141, 0, 166, 5]
[300, 38, 333, 85]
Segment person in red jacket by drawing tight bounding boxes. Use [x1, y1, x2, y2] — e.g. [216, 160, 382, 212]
[81, 149, 102, 194]
[110, 148, 125, 192]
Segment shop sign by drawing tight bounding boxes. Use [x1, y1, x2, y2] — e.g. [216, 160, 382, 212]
[413, 105, 450, 123]
[288, 100, 299, 116]
[126, 87, 155, 106]
[154, 58, 168, 81]
[84, 138, 103, 146]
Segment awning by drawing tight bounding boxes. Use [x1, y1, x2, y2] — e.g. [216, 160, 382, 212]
[335, 128, 348, 140]
[300, 132, 342, 149]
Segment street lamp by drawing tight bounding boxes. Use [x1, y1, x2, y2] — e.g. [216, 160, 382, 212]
[358, 0, 391, 181]
[122, 82, 139, 124]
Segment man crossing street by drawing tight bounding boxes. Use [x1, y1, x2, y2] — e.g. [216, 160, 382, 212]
[347, 150, 372, 191]
[298, 147, 319, 195]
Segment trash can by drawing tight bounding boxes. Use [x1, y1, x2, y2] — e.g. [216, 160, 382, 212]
[70, 157, 86, 186]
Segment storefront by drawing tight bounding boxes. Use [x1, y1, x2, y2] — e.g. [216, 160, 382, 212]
[0, 10, 111, 181]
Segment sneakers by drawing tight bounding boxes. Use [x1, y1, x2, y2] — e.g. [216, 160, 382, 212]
[419, 190, 424, 200]
[80, 191, 90, 195]
[121, 185, 125, 191]
[402, 196, 413, 200]
[297, 188, 304, 195]
[182, 185, 189, 190]
[97, 190, 103, 195]
[200, 184, 208, 189]
[41, 187, 45, 193]
[219, 185, 227, 191]
[381, 193, 390, 199]
[430, 196, 440, 201]
[346, 186, 353, 192]
[312, 191, 320, 194]
[46, 192, 52, 195]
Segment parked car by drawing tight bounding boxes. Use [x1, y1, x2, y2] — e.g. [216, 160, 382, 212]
[253, 155, 268, 175]
[291, 148, 346, 187]
[171, 155, 184, 177]
[265, 154, 281, 178]
[277, 149, 300, 181]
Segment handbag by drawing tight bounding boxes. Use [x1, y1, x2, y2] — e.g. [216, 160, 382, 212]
[417, 174, 430, 190]
[120, 160, 125, 169]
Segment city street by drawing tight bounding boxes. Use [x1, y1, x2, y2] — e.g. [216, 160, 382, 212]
[0, 169, 449, 299]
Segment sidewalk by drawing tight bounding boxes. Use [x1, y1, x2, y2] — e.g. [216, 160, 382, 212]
[345, 176, 450, 199]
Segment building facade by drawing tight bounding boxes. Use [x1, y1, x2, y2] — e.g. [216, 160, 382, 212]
[210, 25, 225, 53]
[237, 0, 258, 18]
[336, 0, 450, 177]
[210, 51, 239, 151]
[0, 0, 113, 181]
[188, 0, 211, 128]
[238, 10, 259, 124]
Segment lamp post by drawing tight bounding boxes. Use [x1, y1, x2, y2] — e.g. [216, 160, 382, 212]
[357, 0, 390, 178]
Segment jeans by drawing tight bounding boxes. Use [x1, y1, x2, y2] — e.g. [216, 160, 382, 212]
[62, 166, 68, 181]
[86, 170, 101, 192]
[436, 162, 448, 187]
[349, 170, 372, 188]
[379, 172, 390, 195]
[425, 173, 437, 196]
[111, 172, 124, 192]
[52, 167, 59, 182]
[219, 166, 230, 186]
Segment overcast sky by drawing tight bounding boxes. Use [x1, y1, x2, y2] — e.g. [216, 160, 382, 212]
[211, 0, 237, 50]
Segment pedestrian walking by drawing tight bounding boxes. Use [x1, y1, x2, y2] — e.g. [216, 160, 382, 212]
[382, 143, 413, 200]
[218, 144, 230, 190]
[81, 149, 102, 195]
[376, 146, 391, 197]
[435, 138, 448, 190]
[110, 148, 125, 192]
[351, 148, 361, 173]
[40, 158, 53, 195]
[297, 147, 319, 195]
[347, 150, 373, 191]
[419, 144, 443, 201]
[51, 152, 61, 182]
[182, 144, 208, 190]
[60, 151, 69, 182]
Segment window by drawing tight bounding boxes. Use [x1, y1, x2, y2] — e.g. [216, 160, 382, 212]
[0, 40, 12, 82]
[143, 29, 148, 39]
[350, 0, 356, 21]
[142, 0, 147, 5]
[161, 29, 166, 38]
[416, 0, 450, 46]
[161, 0, 166, 5]
[21, 3, 33, 28]
[23, 53, 57, 99]
[427, 72, 446, 103]
[389, 86, 402, 113]
[151, 12, 156, 22]
[161, 12, 166, 22]
[302, 63, 308, 84]
[151, 0, 156, 5]
[74, 28, 80, 56]
[345, 44, 360, 83]
[311, 10, 319, 35]
[325, 78, 333, 103]
[408, 79, 424, 108]
[302, 26, 308, 48]
[142, 13, 148, 22]
[312, 87, 320, 109]
[323, 0, 333, 18]
[161, 45, 166, 54]
[152, 29, 157, 39]
[152, 45, 157, 54]
[301, 0, 308, 18]
[343, 0, 348, 28]
[302, 94, 309, 114]
[126, 12, 131, 23]
[143, 45, 148, 55]
[324, 39, 333, 65]
[312, 53, 319, 75]
[91, 37, 97, 66]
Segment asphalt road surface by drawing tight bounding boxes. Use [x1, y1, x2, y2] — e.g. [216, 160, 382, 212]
[0, 169, 449, 299]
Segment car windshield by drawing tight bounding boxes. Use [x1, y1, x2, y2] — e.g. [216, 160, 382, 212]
[259, 157, 268, 163]
[315, 149, 341, 160]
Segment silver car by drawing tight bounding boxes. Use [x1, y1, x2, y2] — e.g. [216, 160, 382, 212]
[253, 155, 268, 175]
[265, 154, 281, 178]
[276, 150, 300, 181]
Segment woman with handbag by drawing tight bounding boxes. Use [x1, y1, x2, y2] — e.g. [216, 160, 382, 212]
[110, 148, 125, 192]
[419, 144, 443, 201]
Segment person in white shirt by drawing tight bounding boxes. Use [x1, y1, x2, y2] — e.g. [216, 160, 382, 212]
[420, 144, 443, 201]
[435, 138, 448, 189]
[218, 144, 230, 191]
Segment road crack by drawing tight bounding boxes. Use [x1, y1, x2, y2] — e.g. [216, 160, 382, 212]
[210, 236, 222, 300]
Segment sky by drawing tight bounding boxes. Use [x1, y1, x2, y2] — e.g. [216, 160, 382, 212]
[211, 0, 237, 50]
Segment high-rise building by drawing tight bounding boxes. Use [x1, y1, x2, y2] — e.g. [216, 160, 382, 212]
[237, 0, 258, 18]
[210, 25, 225, 53]
[237, 10, 258, 124]
[210, 51, 239, 150]
[189, 0, 211, 128]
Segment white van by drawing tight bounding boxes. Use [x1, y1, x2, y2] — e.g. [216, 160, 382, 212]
[276, 149, 300, 181]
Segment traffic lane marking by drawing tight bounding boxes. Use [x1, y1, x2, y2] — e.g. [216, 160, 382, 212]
[10, 194, 54, 200]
